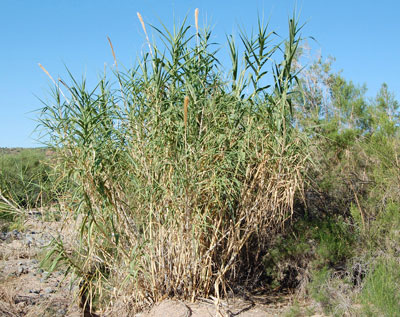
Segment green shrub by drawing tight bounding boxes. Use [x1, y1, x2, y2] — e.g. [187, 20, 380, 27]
[287, 45, 400, 315]
[263, 216, 356, 290]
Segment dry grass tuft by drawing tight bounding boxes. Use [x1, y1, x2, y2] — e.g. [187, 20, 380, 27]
[0, 287, 20, 317]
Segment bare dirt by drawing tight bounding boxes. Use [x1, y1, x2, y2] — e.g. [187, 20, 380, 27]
[0, 214, 324, 316]
[0, 213, 81, 316]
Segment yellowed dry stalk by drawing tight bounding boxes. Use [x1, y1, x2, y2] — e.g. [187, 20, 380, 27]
[72, 138, 305, 314]
[137, 12, 153, 56]
[183, 96, 189, 130]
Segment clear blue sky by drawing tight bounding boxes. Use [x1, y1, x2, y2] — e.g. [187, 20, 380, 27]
[1, 0, 399, 147]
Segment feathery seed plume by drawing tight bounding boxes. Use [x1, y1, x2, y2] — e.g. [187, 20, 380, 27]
[195, 8, 199, 35]
[38, 63, 68, 102]
[107, 37, 118, 67]
[137, 12, 153, 56]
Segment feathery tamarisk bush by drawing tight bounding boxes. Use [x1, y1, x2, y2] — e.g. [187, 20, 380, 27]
[39, 9, 309, 314]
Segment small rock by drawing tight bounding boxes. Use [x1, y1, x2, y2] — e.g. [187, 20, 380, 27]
[17, 266, 28, 275]
[29, 289, 40, 294]
[56, 308, 67, 316]
[26, 234, 34, 244]
[12, 229, 22, 240]
[16, 301, 26, 309]
[44, 287, 56, 294]
[28, 210, 42, 217]
[37, 239, 48, 246]
[4, 232, 12, 243]
[14, 295, 37, 305]
[31, 259, 39, 265]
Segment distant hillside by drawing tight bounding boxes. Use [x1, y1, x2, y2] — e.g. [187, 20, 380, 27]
[0, 147, 51, 157]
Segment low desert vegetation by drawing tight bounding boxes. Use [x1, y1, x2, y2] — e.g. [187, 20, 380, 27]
[1, 8, 400, 316]
[0, 148, 50, 208]
[0, 148, 54, 231]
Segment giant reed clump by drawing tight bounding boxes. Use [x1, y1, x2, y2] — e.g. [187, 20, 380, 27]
[39, 10, 309, 313]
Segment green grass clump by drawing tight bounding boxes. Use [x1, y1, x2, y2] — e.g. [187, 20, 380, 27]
[39, 10, 309, 313]
[360, 257, 400, 316]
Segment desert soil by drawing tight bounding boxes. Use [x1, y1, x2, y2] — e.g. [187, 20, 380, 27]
[0, 213, 323, 316]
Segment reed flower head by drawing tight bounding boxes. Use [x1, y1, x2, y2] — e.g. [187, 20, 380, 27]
[195, 8, 199, 35]
[137, 12, 153, 56]
[137, 12, 147, 37]
[107, 37, 118, 67]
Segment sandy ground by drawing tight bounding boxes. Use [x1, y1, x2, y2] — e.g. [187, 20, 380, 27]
[138, 296, 323, 317]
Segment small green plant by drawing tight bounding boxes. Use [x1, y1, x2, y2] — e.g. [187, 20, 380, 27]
[360, 257, 400, 316]
[284, 301, 302, 317]
[308, 266, 332, 309]
[308, 266, 355, 316]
